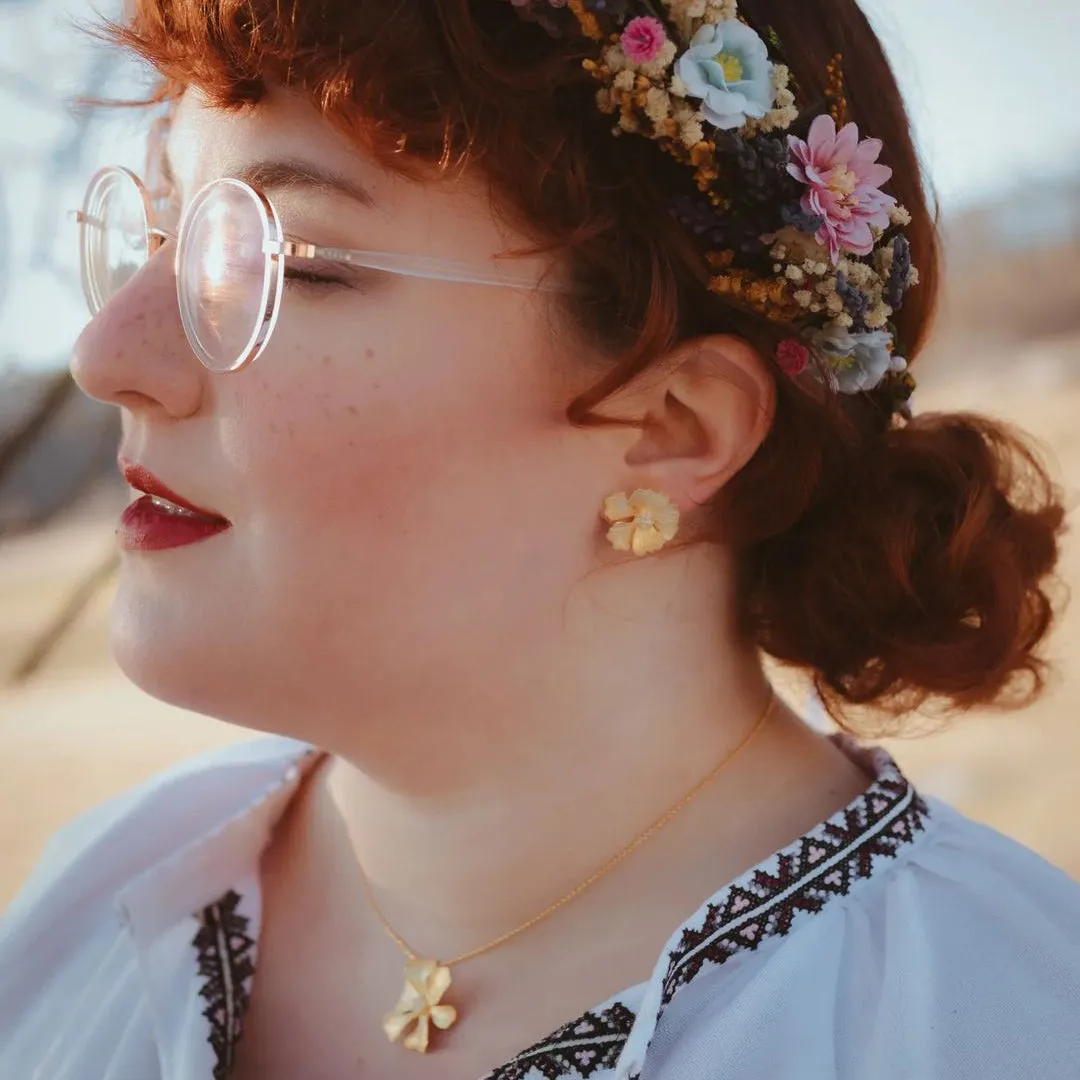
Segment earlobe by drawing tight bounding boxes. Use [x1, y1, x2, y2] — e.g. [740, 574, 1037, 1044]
[620, 334, 775, 509]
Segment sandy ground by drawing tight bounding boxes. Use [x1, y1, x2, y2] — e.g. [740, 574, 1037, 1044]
[2, 343, 1079, 911]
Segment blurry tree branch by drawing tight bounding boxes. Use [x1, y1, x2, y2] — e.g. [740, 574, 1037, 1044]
[8, 547, 119, 685]
[0, 369, 121, 681]
[0, 371, 76, 490]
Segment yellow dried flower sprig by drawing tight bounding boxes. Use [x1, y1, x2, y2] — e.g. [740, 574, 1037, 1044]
[567, 0, 603, 40]
[707, 267, 806, 324]
[825, 54, 849, 127]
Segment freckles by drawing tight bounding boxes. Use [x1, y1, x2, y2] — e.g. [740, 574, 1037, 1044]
[258, 376, 285, 403]
[119, 308, 149, 351]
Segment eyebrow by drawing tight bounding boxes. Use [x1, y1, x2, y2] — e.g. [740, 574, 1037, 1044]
[158, 146, 377, 209]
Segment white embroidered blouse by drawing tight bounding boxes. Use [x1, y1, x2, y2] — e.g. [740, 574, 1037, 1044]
[2, 732, 1079, 1080]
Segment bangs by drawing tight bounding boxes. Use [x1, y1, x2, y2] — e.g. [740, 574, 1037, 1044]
[94, 0, 571, 176]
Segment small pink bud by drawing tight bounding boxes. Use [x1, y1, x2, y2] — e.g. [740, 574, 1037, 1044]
[621, 16, 667, 65]
[776, 338, 810, 376]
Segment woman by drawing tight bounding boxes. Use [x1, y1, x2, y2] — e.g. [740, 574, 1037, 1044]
[2, 0, 1078, 1077]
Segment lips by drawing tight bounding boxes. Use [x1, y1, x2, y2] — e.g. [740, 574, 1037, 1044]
[117, 459, 231, 552]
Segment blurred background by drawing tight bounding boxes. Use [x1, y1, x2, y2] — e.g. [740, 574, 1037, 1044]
[1, 0, 1078, 909]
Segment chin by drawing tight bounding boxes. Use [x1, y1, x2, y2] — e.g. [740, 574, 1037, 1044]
[109, 622, 216, 722]
[107, 573, 307, 742]
[108, 574, 235, 721]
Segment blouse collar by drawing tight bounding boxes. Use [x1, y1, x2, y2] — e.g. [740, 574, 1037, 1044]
[107, 732, 931, 1080]
[113, 740, 325, 939]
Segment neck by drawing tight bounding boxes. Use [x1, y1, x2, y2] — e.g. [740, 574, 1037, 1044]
[295, 547, 862, 961]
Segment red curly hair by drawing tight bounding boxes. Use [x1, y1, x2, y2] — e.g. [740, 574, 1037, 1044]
[96, 0, 1067, 731]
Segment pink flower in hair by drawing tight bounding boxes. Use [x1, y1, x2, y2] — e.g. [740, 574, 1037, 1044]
[776, 338, 810, 376]
[621, 16, 668, 65]
[787, 114, 897, 264]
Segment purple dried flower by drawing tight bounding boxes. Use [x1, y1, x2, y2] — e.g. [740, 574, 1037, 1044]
[720, 132, 798, 206]
[834, 272, 869, 330]
[780, 202, 826, 234]
[583, 0, 634, 23]
[503, 0, 570, 35]
[670, 193, 774, 264]
[671, 192, 728, 247]
[885, 234, 912, 311]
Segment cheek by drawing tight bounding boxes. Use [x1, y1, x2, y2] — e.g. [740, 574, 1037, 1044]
[241, 347, 418, 519]
[219, 292, 574, 586]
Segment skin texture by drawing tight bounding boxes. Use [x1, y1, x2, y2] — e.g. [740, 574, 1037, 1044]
[70, 86, 873, 1076]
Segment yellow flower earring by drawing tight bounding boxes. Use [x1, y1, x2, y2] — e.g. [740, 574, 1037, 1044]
[601, 489, 680, 557]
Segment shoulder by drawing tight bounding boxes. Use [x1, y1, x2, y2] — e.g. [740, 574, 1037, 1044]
[643, 798, 1080, 1079]
[0, 733, 313, 949]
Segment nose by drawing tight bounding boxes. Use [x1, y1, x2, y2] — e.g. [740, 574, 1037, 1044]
[69, 246, 206, 419]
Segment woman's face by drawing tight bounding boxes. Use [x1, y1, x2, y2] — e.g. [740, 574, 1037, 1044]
[71, 86, 617, 731]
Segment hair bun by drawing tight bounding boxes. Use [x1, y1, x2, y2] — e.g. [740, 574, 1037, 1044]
[742, 412, 1067, 729]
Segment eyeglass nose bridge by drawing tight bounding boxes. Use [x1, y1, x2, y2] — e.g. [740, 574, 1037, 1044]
[149, 225, 177, 257]
[71, 209, 175, 245]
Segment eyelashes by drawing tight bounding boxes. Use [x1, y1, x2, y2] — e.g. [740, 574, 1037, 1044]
[282, 264, 374, 295]
[283, 267, 348, 288]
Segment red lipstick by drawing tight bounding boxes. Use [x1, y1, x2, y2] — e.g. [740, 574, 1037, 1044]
[117, 461, 231, 552]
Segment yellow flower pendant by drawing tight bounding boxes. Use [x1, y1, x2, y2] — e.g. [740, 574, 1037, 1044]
[382, 958, 458, 1053]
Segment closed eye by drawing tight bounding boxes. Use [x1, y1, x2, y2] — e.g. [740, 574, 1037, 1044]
[282, 262, 373, 294]
[283, 267, 346, 286]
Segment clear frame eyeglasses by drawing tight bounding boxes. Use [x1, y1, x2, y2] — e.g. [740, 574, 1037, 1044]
[76, 165, 565, 374]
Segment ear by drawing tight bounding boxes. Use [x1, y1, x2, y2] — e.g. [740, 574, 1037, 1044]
[608, 334, 775, 510]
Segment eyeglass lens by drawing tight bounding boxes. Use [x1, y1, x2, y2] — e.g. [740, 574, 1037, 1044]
[178, 181, 276, 372]
[80, 169, 150, 315]
[80, 169, 279, 372]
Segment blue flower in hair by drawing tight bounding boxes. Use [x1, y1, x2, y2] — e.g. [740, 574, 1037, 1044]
[812, 325, 907, 394]
[675, 20, 774, 131]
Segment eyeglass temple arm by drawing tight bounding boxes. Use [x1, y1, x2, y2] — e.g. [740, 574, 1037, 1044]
[269, 238, 571, 294]
[72, 206, 567, 293]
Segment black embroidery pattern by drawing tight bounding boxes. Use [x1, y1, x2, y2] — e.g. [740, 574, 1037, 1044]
[658, 746, 930, 1007]
[193, 889, 257, 1080]
[483, 1002, 637, 1080]
[502, 746, 930, 1080]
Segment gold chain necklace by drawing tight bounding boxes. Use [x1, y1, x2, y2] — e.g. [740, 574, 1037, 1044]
[361, 690, 777, 1053]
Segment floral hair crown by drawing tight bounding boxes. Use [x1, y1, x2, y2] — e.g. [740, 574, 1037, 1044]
[505, 0, 920, 406]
